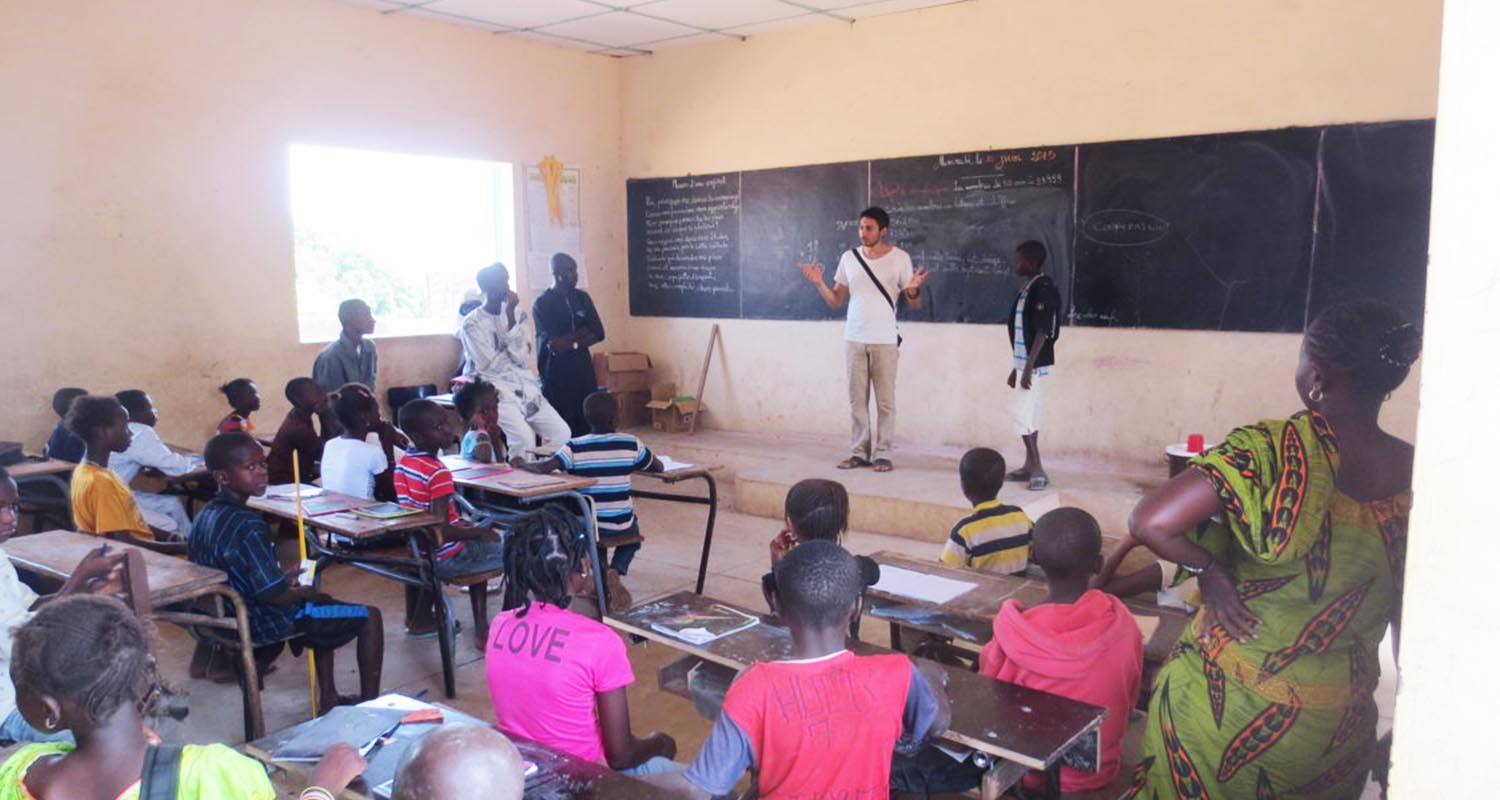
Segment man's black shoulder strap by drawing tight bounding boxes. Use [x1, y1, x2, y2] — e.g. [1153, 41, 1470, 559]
[850, 248, 903, 346]
[139, 744, 183, 800]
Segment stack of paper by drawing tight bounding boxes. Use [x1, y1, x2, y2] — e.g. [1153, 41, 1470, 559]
[871, 565, 977, 604]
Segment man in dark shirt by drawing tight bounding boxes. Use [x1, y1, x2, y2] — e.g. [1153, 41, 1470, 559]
[1005, 241, 1062, 491]
[531, 253, 605, 436]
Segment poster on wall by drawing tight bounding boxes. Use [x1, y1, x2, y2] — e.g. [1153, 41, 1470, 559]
[524, 159, 588, 291]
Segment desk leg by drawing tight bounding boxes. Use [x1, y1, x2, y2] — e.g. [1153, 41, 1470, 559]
[202, 587, 264, 741]
[566, 492, 609, 618]
[693, 475, 718, 594]
[1041, 760, 1062, 800]
[419, 527, 457, 698]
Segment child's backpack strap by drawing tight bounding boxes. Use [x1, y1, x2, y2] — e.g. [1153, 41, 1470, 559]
[139, 744, 183, 800]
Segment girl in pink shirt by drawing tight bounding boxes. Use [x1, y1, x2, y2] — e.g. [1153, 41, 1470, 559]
[484, 507, 678, 773]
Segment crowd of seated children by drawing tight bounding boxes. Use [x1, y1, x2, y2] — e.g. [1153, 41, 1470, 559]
[188, 432, 384, 709]
[65, 395, 183, 555]
[0, 594, 366, 800]
[939, 446, 1034, 575]
[514, 391, 659, 610]
[41, 388, 87, 463]
[215, 378, 261, 435]
[647, 540, 951, 799]
[390, 724, 526, 800]
[454, 378, 506, 464]
[108, 389, 203, 537]
[485, 506, 679, 776]
[319, 384, 391, 500]
[760, 478, 879, 639]
[267, 377, 331, 486]
[979, 507, 1143, 794]
[394, 399, 507, 645]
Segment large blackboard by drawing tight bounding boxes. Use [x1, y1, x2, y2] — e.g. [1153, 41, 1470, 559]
[626, 120, 1434, 332]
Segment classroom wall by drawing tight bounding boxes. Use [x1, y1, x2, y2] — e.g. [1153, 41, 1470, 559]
[618, 0, 1442, 470]
[0, 0, 623, 450]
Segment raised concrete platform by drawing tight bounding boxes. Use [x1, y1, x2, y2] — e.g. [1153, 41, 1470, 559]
[630, 427, 1165, 542]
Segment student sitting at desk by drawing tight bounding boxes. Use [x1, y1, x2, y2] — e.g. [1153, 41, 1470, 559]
[978, 507, 1142, 794]
[0, 466, 129, 746]
[454, 378, 506, 464]
[108, 389, 203, 537]
[267, 377, 331, 486]
[391, 724, 526, 800]
[760, 478, 879, 639]
[42, 387, 87, 463]
[0, 595, 366, 800]
[939, 447, 1033, 575]
[319, 385, 390, 500]
[190, 432, 384, 710]
[650, 541, 950, 799]
[486, 506, 678, 776]
[215, 377, 261, 435]
[514, 391, 660, 610]
[66, 396, 183, 555]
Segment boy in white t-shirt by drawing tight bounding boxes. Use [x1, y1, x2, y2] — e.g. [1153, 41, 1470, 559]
[108, 390, 204, 535]
[320, 385, 391, 499]
[799, 206, 929, 473]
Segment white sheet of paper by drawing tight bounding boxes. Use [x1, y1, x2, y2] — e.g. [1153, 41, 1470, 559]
[265, 484, 323, 498]
[871, 565, 976, 604]
[658, 455, 695, 471]
[357, 693, 437, 713]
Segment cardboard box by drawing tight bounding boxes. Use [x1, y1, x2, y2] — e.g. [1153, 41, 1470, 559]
[614, 391, 651, 428]
[593, 352, 652, 393]
[645, 382, 704, 433]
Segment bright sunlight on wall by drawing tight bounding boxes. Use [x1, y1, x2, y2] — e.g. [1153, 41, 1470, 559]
[288, 144, 516, 343]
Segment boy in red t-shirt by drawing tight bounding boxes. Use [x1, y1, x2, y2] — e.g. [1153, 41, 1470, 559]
[650, 541, 951, 800]
[979, 507, 1143, 793]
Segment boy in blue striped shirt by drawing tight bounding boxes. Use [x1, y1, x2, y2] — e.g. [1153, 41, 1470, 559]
[516, 392, 661, 605]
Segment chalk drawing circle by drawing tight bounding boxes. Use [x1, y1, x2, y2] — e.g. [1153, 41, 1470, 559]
[1081, 209, 1171, 246]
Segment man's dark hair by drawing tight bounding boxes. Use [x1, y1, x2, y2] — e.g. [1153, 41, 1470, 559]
[203, 432, 262, 472]
[284, 376, 319, 405]
[337, 298, 369, 326]
[859, 206, 891, 231]
[114, 390, 150, 418]
[959, 447, 1007, 501]
[398, 398, 441, 433]
[1305, 299, 1421, 397]
[502, 506, 590, 615]
[784, 479, 849, 543]
[1031, 507, 1101, 580]
[51, 388, 88, 419]
[1016, 240, 1047, 266]
[476, 263, 510, 293]
[12, 595, 160, 724]
[333, 384, 378, 431]
[219, 378, 256, 403]
[64, 395, 124, 441]
[772, 540, 862, 629]
[454, 379, 497, 420]
[582, 391, 617, 430]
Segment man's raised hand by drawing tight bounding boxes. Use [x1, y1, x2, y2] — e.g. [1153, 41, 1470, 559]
[798, 262, 825, 286]
[910, 265, 931, 289]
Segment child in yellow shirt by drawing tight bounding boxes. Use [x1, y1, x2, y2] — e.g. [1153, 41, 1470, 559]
[65, 395, 183, 555]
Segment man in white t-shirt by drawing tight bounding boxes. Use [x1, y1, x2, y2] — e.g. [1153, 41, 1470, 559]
[799, 206, 929, 472]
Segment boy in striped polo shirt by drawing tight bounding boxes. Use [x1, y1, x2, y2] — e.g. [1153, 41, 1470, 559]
[517, 392, 661, 605]
[939, 447, 1033, 575]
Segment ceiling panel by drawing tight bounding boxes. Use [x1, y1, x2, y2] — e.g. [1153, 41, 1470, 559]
[637, 0, 807, 30]
[833, 0, 967, 19]
[537, 10, 701, 48]
[420, 0, 608, 29]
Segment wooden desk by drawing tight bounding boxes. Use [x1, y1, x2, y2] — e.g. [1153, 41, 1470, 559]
[4, 530, 265, 740]
[246, 702, 659, 799]
[7, 458, 73, 479]
[244, 493, 469, 698]
[8, 457, 74, 528]
[607, 591, 1105, 799]
[867, 551, 1189, 663]
[631, 464, 722, 595]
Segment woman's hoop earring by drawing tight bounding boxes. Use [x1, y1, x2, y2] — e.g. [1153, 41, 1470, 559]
[1309, 387, 1324, 404]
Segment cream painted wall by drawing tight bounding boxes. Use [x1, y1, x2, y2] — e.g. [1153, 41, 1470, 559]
[619, 0, 1441, 470]
[1, 0, 622, 451]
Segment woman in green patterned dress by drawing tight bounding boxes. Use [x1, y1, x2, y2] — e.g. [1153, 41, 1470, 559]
[1126, 300, 1422, 799]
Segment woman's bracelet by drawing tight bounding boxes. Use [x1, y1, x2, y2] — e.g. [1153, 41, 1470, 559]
[300, 788, 337, 800]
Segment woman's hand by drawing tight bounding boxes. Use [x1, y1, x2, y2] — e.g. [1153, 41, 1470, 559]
[1197, 561, 1260, 643]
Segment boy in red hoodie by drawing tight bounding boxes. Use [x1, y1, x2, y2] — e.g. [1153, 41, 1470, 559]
[979, 507, 1142, 794]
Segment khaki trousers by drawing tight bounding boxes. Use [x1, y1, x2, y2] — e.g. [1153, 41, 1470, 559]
[846, 341, 899, 461]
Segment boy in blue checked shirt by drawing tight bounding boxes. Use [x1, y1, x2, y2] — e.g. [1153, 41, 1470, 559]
[188, 432, 383, 710]
[515, 392, 661, 608]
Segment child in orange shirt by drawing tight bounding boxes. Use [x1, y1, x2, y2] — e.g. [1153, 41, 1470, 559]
[65, 395, 183, 555]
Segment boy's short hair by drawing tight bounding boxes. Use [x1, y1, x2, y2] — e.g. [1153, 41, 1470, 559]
[1031, 507, 1102, 580]
[772, 540, 862, 629]
[581, 391, 616, 429]
[283, 376, 318, 404]
[51, 387, 87, 418]
[204, 432, 262, 472]
[453, 379, 497, 420]
[114, 390, 150, 417]
[333, 384, 378, 430]
[63, 395, 124, 440]
[337, 298, 369, 325]
[219, 378, 255, 401]
[1016, 240, 1048, 266]
[958, 447, 1006, 500]
[859, 206, 891, 230]
[398, 398, 441, 433]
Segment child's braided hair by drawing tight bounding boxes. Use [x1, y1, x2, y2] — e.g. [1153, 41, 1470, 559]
[501, 506, 590, 617]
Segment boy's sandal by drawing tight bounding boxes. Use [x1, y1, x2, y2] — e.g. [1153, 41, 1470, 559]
[872, 459, 894, 473]
[1028, 474, 1051, 491]
[1006, 468, 1032, 481]
[837, 457, 873, 470]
